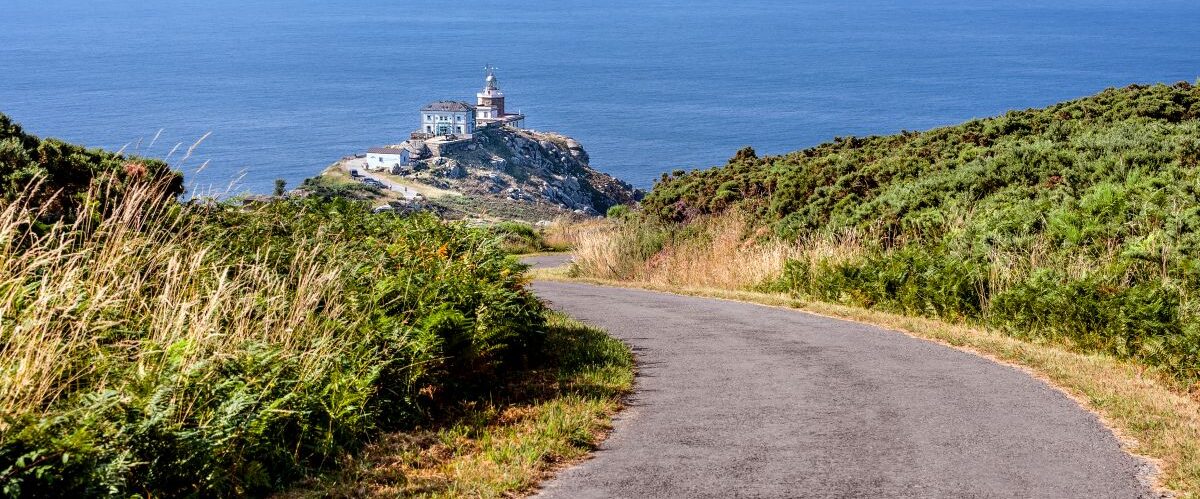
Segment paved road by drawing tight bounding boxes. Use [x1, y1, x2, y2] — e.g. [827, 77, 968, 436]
[520, 253, 574, 269]
[530, 280, 1155, 498]
[338, 158, 421, 200]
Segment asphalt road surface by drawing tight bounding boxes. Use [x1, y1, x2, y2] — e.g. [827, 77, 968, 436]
[530, 280, 1156, 498]
[520, 253, 574, 269]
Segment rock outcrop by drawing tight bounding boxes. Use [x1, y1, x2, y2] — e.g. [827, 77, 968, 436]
[402, 127, 640, 216]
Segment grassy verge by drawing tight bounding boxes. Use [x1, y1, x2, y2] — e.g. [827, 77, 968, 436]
[533, 266, 1200, 497]
[279, 312, 634, 498]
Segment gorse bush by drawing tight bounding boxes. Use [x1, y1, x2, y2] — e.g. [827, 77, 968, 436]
[0, 172, 544, 496]
[589, 82, 1200, 382]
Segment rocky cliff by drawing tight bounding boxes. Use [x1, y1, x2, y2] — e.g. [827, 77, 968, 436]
[404, 127, 640, 216]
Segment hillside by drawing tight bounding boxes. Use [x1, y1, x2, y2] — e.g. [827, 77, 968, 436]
[580, 82, 1200, 383]
[644, 82, 1200, 236]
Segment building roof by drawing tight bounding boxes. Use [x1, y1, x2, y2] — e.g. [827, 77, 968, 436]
[421, 100, 474, 112]
[367, 147, 406, 155]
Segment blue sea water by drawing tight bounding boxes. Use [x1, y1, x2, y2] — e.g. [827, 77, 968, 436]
[1, 0, 1198, 194]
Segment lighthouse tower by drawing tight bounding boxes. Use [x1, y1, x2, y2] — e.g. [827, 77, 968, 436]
[475, 66, 524, 128]
[477, 65, 505, 118]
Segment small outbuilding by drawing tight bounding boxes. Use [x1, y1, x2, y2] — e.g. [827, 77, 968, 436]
[365, 147, 408, 172]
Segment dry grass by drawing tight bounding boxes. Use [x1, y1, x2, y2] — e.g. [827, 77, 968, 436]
[0, 179, 353, 428]
[283, 397, 615, 498]
[542, 216, 606, 251]
[571, 212, 838, 288]
[533, 263, 1200, 497]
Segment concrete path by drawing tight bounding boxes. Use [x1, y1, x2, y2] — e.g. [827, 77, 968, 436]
[338, 158, 421, 200]
[530, 280, 1155, 498]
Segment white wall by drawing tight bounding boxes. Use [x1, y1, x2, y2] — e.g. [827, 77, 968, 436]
[421, 109, 475, 137]
[366, 152, 405, 170]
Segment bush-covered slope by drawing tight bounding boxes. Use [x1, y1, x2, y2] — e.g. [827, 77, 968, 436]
[645, 82, 1200, 236]
[632, 82, 1200, 381]
[0, 113, 183, 222]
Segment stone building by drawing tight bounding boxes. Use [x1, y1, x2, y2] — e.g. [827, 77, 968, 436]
[413, 67, 524, 140]
[365, 67, 529, 168]
[419, 101, 476, 138]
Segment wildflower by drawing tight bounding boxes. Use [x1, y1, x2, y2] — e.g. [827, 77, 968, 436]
[437, 243, 450, 259]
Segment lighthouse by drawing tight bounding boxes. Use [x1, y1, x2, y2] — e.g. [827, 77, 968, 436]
[477, 66, 505, 117]
[475, 65, 525, 129]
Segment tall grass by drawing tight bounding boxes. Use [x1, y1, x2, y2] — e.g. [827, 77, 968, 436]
[572, 212, 801, 288]
[542, 216, 605, 251]
[0, 175, 544, 496]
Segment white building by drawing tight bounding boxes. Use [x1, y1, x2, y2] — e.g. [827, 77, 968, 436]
[365, 147, 408, 172]
[420, 101, 476, 138]
[475, 66, 525, 129]
[366, 141, 428, 173]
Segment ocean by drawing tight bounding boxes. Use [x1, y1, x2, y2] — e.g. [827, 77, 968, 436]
[2, 0, 1198, 194]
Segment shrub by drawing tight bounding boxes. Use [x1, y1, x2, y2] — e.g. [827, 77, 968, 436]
[605, 204, 630, 219]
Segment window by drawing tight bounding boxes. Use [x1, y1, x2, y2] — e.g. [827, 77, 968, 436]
[425, 115, 431, 121]
[456, 126, 463, 133]
[425, 126, 432, 132]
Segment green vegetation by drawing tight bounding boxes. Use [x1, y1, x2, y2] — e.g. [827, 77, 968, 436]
[298, 173, 382, 200]
[0, 113, 181, 223]
[0, 113, 617, 497]
[605, 204, 630, 219]
[626, 82, 1200, 384]
[0, 192, 543, 496]
[286, 312, 633, 498]
[490, 220, 569, 254]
